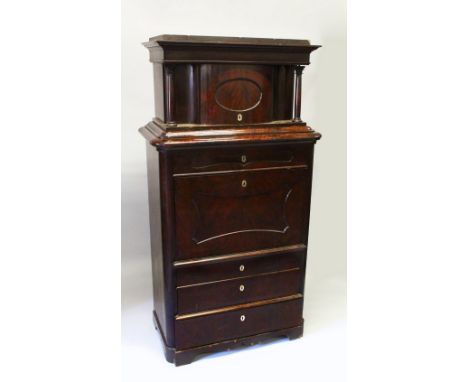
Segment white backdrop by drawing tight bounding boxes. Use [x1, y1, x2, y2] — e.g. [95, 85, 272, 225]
[122, 0, 346, 380]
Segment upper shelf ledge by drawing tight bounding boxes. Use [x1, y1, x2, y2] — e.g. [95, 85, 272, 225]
[143, 34, 321, 65]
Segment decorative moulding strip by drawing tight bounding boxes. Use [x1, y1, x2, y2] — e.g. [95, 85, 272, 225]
[173, 165, 307, 178]
[176, 267, 301, 290]
[173, 244, 306, 268]
[175, 294, 303, 320]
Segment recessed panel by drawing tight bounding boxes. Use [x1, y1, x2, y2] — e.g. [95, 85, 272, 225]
[215, 78, 262, 112]
[200, 64, 273, 125]
[174, 167, 310, 259]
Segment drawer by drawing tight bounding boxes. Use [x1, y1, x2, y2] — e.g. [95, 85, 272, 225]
[176, 250, 304, 286]
[177, 268, 302, 314]
[175, 297, 303, 349]
[172, 144, 311, 175]
[174, 167, 310, 259]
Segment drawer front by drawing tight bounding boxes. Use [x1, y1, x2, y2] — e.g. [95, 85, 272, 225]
[176, 251, 304, 286]
[175, 297, 303, 349]
[177, 269, 302, 314]
[172, 144, 311, 175]
[174, 167, 310, 259]
[199, 64, 273, 125]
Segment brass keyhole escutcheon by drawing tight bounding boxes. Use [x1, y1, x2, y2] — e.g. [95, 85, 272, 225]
[239, 264, 245, 272]
[237, 113, 243, 122]
[239, 284, 245, 292]
[240, 315, 246, 322]
[241, 155, 247, 163]
[241, 180, 247, 188]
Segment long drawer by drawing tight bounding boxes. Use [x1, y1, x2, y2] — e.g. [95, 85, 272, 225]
[177, 268, 302, 314]
[175, 296, 303, 349]
[173, 167, 310, 259]
[172, 144, 311, 175]
[176, 249, 304, 286]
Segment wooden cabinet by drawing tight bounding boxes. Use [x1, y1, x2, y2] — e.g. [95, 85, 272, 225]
[139, 34, 321, 365]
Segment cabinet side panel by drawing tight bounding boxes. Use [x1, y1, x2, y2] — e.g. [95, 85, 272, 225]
[300, 143, 317, 301]
[153, 64, 164, 121]
[146, 143, 167, 341]
[158, 149, 176, 346]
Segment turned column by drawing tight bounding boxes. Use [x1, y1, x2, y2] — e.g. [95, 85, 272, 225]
[186, 64, 199, 124]
[164, 64, 176, 126]
[292, 65, 304, 122]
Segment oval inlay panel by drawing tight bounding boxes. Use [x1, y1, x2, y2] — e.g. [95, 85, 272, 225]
[215, 78, 263, 112]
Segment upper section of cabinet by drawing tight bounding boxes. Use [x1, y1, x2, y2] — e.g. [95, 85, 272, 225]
[143, 34, 320, 65]
[140, 35, 322, 147]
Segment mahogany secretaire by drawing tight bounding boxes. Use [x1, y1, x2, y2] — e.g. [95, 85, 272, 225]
[139, 34, 321, 366]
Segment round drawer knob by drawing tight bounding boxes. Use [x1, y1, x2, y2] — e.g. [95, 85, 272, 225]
[239, 284, 245, 292]
[241, 180, 247, 188]
[241, 155, 247, 163]
[240, 315, 246, 322]
[239, 264, 245, 272]
[237, 113, 243, 122]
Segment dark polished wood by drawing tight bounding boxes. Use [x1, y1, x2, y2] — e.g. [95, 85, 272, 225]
[173, 244, 306, 268]
[140, 34, 320, 365]
[140, 121, 321, 147]
[153, 62, 294, 126]
[175, 296, 303, 349]
[173, 165, 311, 259]
[164, 65, 176, 125]
[171, 142, 309, 174]
[177, 268, 302, 314]
[143, 35, 320, 127]
[154, 309, 303, 366]
[143, 34, 321, 65]
[200, 64, 273, 125]
[293, 66, 304, 122]
[176, 248, 304, 286]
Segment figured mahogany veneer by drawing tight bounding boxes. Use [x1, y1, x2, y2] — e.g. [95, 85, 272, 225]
[174, 166, 310, 259]
[139, 34, 321, 366]
[172, 143, 308, 174]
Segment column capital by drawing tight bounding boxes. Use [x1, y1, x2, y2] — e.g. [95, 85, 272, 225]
[294, 65, 305, 75]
